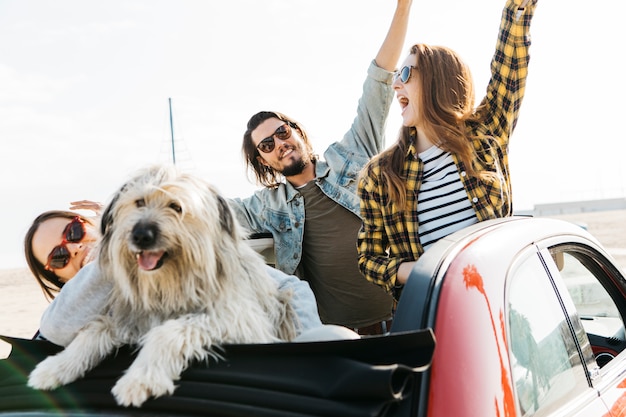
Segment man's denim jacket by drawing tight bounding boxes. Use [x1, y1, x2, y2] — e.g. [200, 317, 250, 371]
[231, 60, 394, 275]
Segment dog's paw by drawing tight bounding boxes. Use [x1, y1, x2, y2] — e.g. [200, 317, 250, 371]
[112, 371, 176, 407]
[28, 357, 72, 390]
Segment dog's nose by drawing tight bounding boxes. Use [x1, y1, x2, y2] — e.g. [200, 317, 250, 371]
[132, 223, 159, 249]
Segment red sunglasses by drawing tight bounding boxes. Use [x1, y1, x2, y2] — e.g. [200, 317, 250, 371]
[45, 216, 87, 271]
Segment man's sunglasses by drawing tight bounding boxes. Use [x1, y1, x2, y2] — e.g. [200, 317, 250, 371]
[393, 65, 417, 84]
[45, 216, 86, 270]
[256, 122, 296, 154]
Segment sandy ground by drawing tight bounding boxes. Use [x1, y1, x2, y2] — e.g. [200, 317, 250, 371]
[1, 209, 625, 359]
[0, 268, 49, 358]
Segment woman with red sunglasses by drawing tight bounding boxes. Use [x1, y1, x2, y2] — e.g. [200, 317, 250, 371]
[24, 202, 101, 301]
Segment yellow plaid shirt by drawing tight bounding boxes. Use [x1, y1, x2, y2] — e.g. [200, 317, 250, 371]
[357, 0, 538, 295]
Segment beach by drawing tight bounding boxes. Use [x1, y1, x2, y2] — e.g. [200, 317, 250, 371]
[0, 267, 49, 358]
[2, 209, 625, 359]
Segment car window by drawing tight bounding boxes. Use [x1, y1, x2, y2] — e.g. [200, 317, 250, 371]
[549, 246, 626, 368]
[507, 252, 591, 416]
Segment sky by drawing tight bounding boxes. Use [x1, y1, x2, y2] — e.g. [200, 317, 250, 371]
[1, 0, 625, 269]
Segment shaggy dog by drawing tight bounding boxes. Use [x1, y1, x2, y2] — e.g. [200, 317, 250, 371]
[28, 164, 298, 407]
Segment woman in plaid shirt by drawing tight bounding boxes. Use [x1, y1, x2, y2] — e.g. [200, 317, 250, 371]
[357, 0, 539, 298]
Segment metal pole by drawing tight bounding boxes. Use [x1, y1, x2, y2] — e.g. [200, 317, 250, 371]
[169, 97, 176, 165]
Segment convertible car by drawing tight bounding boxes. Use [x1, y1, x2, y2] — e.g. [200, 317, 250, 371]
[1, 216, 626, 416]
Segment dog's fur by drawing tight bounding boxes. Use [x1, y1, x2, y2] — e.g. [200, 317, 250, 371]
[28, 164, 298, 407]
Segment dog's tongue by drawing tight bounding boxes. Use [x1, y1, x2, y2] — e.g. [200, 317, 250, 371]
[137, 251, 165, 271]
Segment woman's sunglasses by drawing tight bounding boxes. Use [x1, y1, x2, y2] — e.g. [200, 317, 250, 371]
[393, 65, 417, 84]
[256, 122, 295, 154]
[45, 216, 86, 270]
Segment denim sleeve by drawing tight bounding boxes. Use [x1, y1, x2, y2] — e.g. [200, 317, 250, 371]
[228, 194, 267, 234]
[338, 60, 395, 158]
[264, 265, 322, 334]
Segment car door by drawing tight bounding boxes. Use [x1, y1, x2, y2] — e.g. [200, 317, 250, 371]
[539, 241, 626, 417]
[505, 243, 613, 416]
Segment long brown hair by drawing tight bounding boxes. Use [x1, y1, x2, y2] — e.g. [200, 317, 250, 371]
[242, 111, 316, 188]
[367, 44, 486, 210]
[24, 210, 96, 301]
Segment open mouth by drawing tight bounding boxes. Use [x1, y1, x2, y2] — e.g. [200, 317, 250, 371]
[280, 148, 294, 159]
[398, 95, 409, 109]
[136, 250, 167, 271]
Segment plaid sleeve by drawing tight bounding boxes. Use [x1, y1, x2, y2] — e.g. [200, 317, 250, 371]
[357, 163, 399, 293]
[476, 0, 538, 147]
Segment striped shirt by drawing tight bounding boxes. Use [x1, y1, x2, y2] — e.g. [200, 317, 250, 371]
[416, 147, 478, 250]
[357, 0, 536, 295]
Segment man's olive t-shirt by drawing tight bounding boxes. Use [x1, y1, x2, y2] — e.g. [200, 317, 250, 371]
[298, 181, 393, 328]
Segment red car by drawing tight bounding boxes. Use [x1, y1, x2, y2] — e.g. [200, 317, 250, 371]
[1, 216, 626, 416]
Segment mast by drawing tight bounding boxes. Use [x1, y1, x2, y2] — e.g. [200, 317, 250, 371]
[168, 97, 176, 165]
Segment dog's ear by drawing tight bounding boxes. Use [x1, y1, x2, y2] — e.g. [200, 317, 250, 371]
[216, 194, 236, 238]
[101, 183, 127, 236]
[100, 196, 117, 237]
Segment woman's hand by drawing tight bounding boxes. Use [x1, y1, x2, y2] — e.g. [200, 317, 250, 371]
[69, 200, 103, 215]
[397, 261, 417, 285]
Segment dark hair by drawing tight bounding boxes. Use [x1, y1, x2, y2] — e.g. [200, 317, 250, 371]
[24, 210, 95, 301]
[242, 111, 316, 188]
